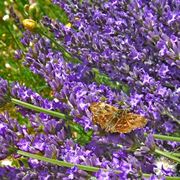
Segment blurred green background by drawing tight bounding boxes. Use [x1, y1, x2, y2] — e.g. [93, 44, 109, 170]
[0, 0, 68, 96]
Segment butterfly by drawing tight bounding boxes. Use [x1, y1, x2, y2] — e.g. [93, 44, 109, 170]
[89, 102, 147, 133]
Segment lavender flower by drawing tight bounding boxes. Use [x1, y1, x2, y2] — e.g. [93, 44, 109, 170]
[0, 112, 19, 160]
[9, 7, 23, 30]
[5, 0, 180, 179]
[95, 169, 120, 179]
[0, 78, 10, 108]
[154, 157, 177, 177]
[41, 1, 179, 138]
[8, 81, 149, 178]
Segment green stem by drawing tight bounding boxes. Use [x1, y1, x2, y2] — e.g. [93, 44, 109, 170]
[155, 149, 180, 163]
[17, 150, 180, 179]
[5, 23, 24, 52]
[157, 148, 180, 157]
[11, 98, 71, 120]
[17, 150, 119, 173]
[162, 178, 180, 180]
[144, 133, 180, 142]
[143, 173, 180, 180]
[117, 143, 180, 163]
[165, 152, 180, 157]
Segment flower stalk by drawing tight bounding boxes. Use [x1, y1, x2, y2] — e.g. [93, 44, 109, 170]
[11, 98, 71, 120]
[17, 150, 180, 179]
[4, 23, 24, 52]
[117, 144, 180, 163]
[17, 150, 120, 173]
[155, 149, 180, 163]
[144, 133, 180, 142]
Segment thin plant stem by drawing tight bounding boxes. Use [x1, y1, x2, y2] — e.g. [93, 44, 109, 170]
[144, 133, 180, 142]
[11, 98, 72, 120]
[17, 150, 120, 173]
[117, 144, 180, 163]
[155, 149, 180, 163]
[165, 152, 180, 157]
[17, 150, 180, 179]
[5, 23, 24, 52]
[143, 173, 180, 180]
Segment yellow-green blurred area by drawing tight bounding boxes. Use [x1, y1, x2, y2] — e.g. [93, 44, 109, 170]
[0, 0, 68, 97]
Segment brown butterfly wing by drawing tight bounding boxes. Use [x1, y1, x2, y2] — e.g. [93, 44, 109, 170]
[90, 102, 147, 133]
[89, 102, 118, 129]
[112, 112, 147, 133]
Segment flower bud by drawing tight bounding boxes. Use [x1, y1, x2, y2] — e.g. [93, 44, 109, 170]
[22, 19, 37, 31]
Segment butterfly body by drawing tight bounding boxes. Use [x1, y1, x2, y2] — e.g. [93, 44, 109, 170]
[89, 102, 147, 133]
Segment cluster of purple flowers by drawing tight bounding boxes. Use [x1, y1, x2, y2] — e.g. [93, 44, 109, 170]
[0, 0, 179, 179]
[45, 0, 180, 129]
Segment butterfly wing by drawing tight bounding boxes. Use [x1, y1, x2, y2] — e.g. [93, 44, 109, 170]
[89, 102, 118, 130]
[112, 112, 147, 133]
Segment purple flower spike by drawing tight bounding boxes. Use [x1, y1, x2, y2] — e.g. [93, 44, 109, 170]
[2, 0, 179, 178]
[0, 113, 19, 160]
[0, 78, 10, 108]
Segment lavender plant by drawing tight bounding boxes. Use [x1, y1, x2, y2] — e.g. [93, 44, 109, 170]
[0, 0, 180, 179]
